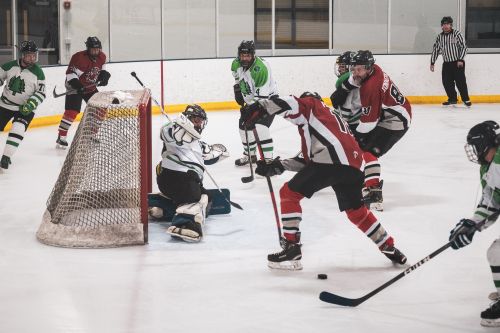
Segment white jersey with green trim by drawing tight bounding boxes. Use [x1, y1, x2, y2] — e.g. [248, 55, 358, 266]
[231, 56, 278, 105]
[0, 60, 46, 112]
[473, 147, 500, 229]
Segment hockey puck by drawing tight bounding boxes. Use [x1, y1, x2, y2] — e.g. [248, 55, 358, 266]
[317, 273, 328, 280]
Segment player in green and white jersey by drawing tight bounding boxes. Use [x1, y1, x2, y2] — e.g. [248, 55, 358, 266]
[0, 40, 45, 170]
[231, 40, 278, 166]
[448, 120, 500, 327]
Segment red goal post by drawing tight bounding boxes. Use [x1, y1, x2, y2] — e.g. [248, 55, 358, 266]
[36, 89, 152, 248]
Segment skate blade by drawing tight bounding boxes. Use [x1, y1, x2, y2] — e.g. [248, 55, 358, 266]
[481, 318, 500, 327]
[55, 143, 68, 150]
[489, 292, 499, 301]
[268, 260, 303, 271]
[166, 230, 201, 243]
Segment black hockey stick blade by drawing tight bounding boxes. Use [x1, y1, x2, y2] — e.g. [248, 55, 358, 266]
[241, 175, 254, 183]
[229, 200, 243, 210]
[319, 292, 367, 307]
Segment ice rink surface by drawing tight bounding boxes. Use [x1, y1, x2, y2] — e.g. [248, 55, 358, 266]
[0, 103, 499, 333]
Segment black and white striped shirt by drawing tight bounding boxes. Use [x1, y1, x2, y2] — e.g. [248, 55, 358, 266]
[430, 29, 467, 64]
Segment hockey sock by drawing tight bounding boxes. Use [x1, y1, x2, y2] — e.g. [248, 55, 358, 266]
[255, 124, 273, 159]
[280, 182, 304, 241]
[2, 120, 29, 159]
[239, 128, 256, 156]
[58, 109, 80, 137]
[487, 240, 500, 294]
[363, 151, 381, 187]
[346, 206, 392, 248]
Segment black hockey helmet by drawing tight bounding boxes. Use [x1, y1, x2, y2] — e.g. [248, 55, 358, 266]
[351, 50, 375, 69]
[441, 16, 453, 25]
[300, 91, 322, 101]
[183, 104, 207, 133]
[20, 40, 38, 53]
[465, 120, 500, 164]
[85, 36, 102, 49]
[238, 40, 256, 69]
[335, 51, 354, 77]
[19, 40, 38, 66]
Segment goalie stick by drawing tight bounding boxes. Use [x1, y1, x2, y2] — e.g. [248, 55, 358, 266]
[52, 82, 99, 98]
[319, 210, 500, 307]
[241, 126, 255, 183]
[130, 71, 243, 211]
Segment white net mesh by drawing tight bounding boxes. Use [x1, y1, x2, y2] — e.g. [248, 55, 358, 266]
[37, 90, 151, 248]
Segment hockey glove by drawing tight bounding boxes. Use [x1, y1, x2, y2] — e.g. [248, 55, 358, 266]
[97, 70, 111, 86]
[240, 102, 267, 128]
[330, 88, 348, 109]
[255, 157, 285, 177]
[19, 98, 37, 115]
[68, 78, 85, 94]
[234, 84, 245, 107]
[449, 218, 478, 250]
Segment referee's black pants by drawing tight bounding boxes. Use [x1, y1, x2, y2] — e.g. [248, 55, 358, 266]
[442, 61, 470, 103]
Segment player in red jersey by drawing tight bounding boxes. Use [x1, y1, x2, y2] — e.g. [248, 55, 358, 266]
[240, 92, 407, 270]
[56, 36, 111, 148]
[348, 50, 412, 211]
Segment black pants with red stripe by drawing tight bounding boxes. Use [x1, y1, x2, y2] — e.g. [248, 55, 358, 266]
[442, 61, 470, 103]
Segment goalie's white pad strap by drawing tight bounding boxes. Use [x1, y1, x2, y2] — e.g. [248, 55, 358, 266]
[173, 114, 201, 141]
[175, 194, 208, 224]
[166, 226, 201, 242]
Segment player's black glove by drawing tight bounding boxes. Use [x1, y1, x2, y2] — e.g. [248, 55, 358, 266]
[68, 78, 84, 94]
[97, 70, 111, 86]
[330, 88, 348, 109]
[255, 157, 285, 177]
[449, 219, 478, 250]
[240, 102, 267, 128]
[234, 84, 245, 107]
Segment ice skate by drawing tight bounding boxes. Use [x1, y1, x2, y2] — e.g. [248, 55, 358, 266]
[166, 220, 202, 243]
[268, 238, 303, 270]
[464, 100, 472, 108]
[56, 135, 68, 149]
[380, 243, 407, 265]
[234, 154, 257, 166]
[442, 100, 457, 107]
[0, 155, 11, 170]
[481, 299, 500, 327]
[363, 181, 383, 211]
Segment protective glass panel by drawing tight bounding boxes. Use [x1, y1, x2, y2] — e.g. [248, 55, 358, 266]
[218, 0, 255, 57]
[466, 0, 500, 48]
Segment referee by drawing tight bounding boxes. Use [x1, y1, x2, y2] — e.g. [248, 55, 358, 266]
[430, 16, 471, 107]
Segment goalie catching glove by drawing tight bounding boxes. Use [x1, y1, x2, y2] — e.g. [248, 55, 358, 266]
[255, 157, 285, 177]
[449, 218, 479, 249]
[201, 141, 229, 165]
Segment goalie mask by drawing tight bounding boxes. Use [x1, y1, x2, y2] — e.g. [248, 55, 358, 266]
[238, 40, 256, 69]
[19, 40, 38, 67]
[465, 120, 500, 164]
[335, 51, 354, 77]
[183, 104, 207, 134]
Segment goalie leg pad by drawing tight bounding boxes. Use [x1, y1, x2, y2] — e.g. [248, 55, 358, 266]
[167, 214, 203, 242]
[175, 194, 208, 224]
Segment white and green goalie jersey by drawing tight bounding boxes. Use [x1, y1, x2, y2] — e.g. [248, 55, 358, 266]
[0, 60, 46, 112]
[231, 56, 278, 105]
[474, 148, 500, 229]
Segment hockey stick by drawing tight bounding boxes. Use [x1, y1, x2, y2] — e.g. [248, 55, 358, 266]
[241, 126, 255, 183]
[319, 211, 500, 307]
[130, 71, 243, 211]
[253, 127, 282, 244]
[52, 82, 98, 98]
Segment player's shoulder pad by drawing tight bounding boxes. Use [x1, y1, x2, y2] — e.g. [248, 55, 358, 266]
[1, 60, 19, 72]
[28, 64, 45, 80]
[231, 58, 241, 72]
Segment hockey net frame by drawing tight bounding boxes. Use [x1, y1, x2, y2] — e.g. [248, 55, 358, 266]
[36, 89, 152, 248]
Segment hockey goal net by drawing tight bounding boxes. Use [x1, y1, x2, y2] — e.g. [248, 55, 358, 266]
[37, 89, 152, 248]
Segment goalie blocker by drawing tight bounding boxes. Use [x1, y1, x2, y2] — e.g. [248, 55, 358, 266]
[148, 188, 231, 222]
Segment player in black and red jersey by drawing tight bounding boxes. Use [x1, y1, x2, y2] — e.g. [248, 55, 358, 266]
[346, 50, 412, 210]
[240, 92, 407, 270]
[56, 36, 111, 148]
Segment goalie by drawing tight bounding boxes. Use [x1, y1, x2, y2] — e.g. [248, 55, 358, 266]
[150, 104, 229, 242]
